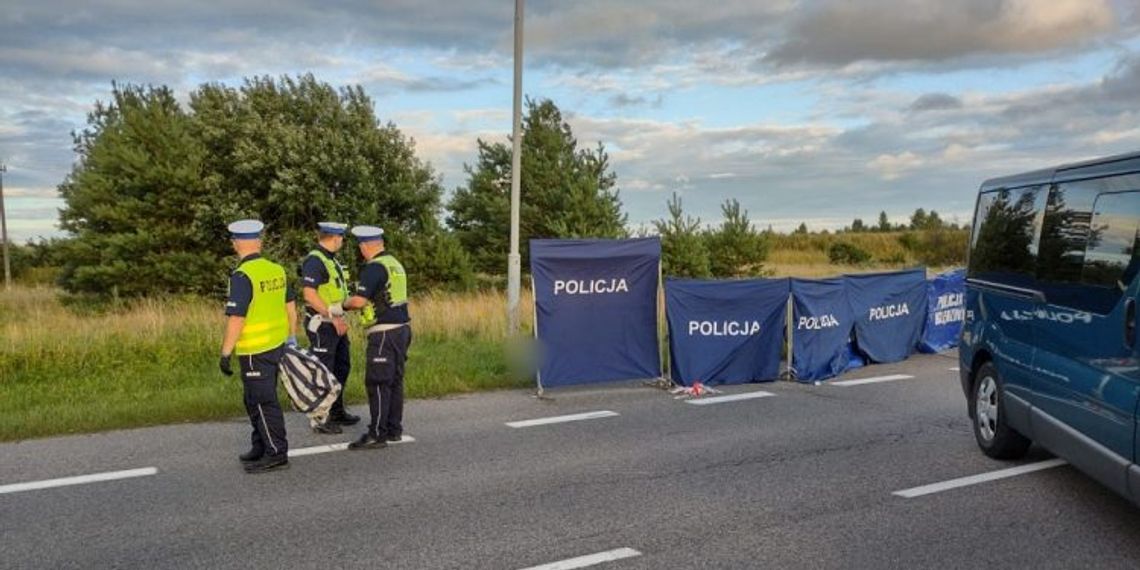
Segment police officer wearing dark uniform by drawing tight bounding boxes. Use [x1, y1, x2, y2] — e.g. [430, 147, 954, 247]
[219, 220, 298, 473]
[340, 225, 411, 450]
[299, 221, 359, 433]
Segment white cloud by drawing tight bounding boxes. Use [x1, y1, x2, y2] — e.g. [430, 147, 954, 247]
[0, 45, 176, 80]
[0, 125, 27, 137]
[402, 127, 502, 191]
[2, 187, 60, 198]
[1088, 127, 1140, 145]
[766, 0, 1117, 67]
[622, 178, 664, 192]
[868, 152, 924, 181]
[941, 143, 975, 162]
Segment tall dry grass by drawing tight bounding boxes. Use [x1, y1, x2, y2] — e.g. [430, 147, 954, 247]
[3, 287, 216, 362]
[0, 286, 533, 441]
[2, 286, 534, 357]
[412, 289, 534, 341]
[764, 231, 965, 277]
[769, 231, 916, 255]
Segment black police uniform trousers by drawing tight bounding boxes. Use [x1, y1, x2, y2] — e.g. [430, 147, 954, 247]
[305, 320, 351, 417]
[240, 345, 288, 457]
[364, 325, 412, 438]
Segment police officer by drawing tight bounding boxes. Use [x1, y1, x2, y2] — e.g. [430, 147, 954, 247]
[299, 221, 359, 434]
[337, 225, 411, 450]
[219, 220, 298, 473]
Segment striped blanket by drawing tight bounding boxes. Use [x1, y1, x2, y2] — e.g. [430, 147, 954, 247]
[278, 345, 342, 425]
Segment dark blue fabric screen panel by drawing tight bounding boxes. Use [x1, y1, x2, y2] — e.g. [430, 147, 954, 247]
[665, 278, 789, 386]
[790, 277, 855, 382]
[530, 238, 661, 387]
[846, 269, 928, 363]
[919, 268, 966, 353]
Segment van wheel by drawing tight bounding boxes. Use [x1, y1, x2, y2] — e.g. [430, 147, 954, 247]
[971, 362, 1031, 459]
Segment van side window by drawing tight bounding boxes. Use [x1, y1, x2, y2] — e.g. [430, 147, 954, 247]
[1035, 182, 1097, 308]
[1037, 183, 1097, 283]
[1081, 191, 1140, 313]
[968, 186, 1046, 288]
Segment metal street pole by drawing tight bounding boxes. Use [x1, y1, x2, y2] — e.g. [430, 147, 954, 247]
[507, 0, 524, 337]
[0, 162, 10, 290]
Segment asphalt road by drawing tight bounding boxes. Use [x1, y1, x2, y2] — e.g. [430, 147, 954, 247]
[2, 352, 1139, 569]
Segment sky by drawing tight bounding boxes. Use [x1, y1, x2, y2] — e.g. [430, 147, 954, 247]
[3, 0, 1140, 242]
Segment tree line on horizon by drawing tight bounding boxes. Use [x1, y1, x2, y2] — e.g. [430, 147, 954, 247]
[9, 74, 968, 297]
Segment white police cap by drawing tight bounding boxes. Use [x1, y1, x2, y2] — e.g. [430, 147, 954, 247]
[350, 225, 384, 242]
[228, 219, 264, 239]
[317, 221, 347, 235]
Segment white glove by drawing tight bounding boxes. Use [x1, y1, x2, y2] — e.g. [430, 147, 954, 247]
[328, 302, 345, 318]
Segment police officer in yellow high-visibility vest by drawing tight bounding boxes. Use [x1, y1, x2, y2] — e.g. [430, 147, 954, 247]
[336, 225, 411, 450]
[219, 220, 298, 473]
[299, 221, 359, 434]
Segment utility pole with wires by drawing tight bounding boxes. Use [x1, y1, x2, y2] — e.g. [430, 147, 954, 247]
[0, 161, 10, 290]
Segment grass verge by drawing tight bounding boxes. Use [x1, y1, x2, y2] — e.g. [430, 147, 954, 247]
[0, 286, 532, 441]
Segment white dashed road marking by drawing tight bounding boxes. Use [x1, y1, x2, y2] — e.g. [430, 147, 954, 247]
[683, 391, 776, 405]
[290, 435, 416, 457]
[893, 459, 1068, 498]
[831, 374, 915, 387]
[518, 547, 642, 570]
[506, 411, 620, 429]
[0, 467, 158, 495]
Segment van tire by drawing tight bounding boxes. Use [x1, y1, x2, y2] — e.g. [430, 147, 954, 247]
[971, 361, 1031, 459]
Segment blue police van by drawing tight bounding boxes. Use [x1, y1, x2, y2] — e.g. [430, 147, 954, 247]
[960, 151, 1140, 504]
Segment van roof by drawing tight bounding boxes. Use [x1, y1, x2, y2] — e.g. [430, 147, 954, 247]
[980, 150, 1140, 191]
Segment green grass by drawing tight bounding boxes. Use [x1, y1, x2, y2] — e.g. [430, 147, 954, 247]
[0, 336, 525, 442]
[0, 286, 532, 441]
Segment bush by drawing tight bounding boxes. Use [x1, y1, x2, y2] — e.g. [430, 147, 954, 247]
[8, 239, 67, 286]
[396, 229, 476, 292]
[654, 193, 711, 278]
[828, 241, 872, 265]
[56, 76, 449, 298]
[879, 251, 909, 265]
[705, 199, 770, 278]
[897, 229, 969, 266]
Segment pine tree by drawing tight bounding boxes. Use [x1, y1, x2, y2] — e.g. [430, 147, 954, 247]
[706, 199, 769, 277]
[447, 98, 627, 273]
[910, 208, 928, 230]
[58, 84, 211, 295]
[654, 193, 711, 278]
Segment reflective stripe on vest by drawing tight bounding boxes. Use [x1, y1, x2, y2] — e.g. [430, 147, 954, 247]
[306, 249, 349, 305]
[361, 254, 407, 327]
[234, 258, 290, 355]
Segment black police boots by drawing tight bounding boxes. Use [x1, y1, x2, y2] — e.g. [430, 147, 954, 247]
[312, 420, 343, 435]
[348, 433, 388, 450]
[329, 411, 361, 426]
[244, 454, 289, 474]
[239, 448, 264, 463]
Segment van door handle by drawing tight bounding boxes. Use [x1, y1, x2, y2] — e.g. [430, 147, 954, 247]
[1126, 298, 1136, 347]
